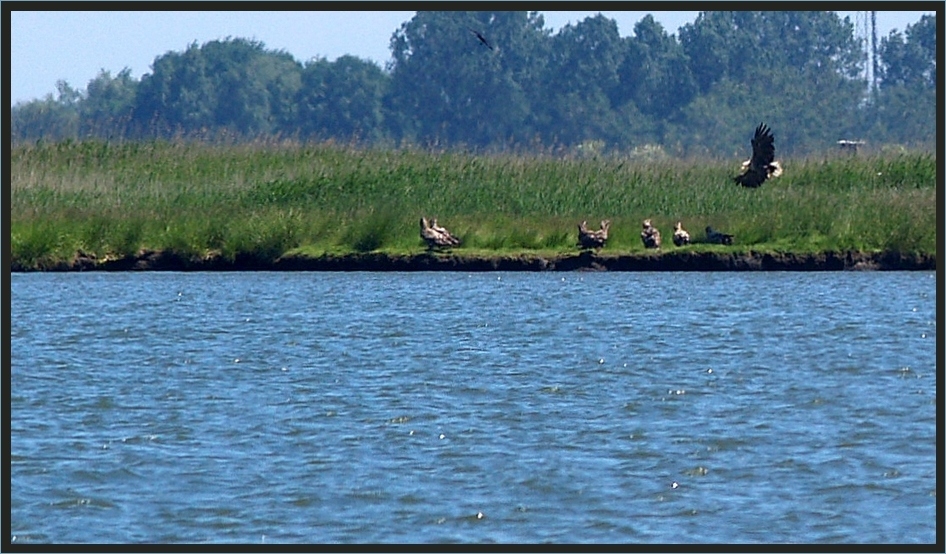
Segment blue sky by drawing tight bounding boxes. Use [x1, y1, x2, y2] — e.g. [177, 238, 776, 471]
[9, 10, 934, 106]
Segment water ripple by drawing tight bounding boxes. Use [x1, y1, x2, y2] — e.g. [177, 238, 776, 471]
[11, 271, 937, 544]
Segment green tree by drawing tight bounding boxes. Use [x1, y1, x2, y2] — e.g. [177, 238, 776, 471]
[868, 15, 937, 147]
[677, 11, 866, 156]
[202, 38, 302, 136]
[79, 68, 138, 139]
[618, 15, 696, 133]
[878, 14, 936, 89]
[11, 80, 81, 141]
[679, 11, 863, 93]
[13, 11, 932, 153]
[540, 14, 626, 148]
[297, 55, 389, 143]
[132, 42, 213, 136]
[385, 11, 549, 149]
[131, 38, 302, 138]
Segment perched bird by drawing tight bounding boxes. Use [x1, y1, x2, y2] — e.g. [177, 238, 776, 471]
[577, 220, 610, 250]
[420, 217, 461, 249]
[641, 219, 661, 249]
[735, 122, 783, 188]
[468, 27, 494, 50]
[429, 218, 452, 238]
[672, 222, 691, 247]
[705, 226, 734, 245]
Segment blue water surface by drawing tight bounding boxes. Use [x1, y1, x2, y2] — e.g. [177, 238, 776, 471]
[10, 271, 938, 544]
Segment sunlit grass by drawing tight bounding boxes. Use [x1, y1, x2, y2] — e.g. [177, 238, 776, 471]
[10, 139, 937, 266]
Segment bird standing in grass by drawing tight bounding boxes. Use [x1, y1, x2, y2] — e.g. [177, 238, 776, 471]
[672, 222, 691, 246]
[577, 220, 610, 250]
[641, 219, 661, 249]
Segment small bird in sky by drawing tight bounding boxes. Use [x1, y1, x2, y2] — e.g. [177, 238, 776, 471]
[468, 27, 494, 50]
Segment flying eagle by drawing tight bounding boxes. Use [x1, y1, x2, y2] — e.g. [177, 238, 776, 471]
[735, 123, 783, 188]
[640, 219, 661, 249]
[468, 27, 494, 50]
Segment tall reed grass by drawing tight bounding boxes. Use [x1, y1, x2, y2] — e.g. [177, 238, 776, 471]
[10, 140, 937, 266]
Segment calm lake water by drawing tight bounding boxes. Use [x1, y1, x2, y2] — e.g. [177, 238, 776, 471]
[10, 271, 938, 544]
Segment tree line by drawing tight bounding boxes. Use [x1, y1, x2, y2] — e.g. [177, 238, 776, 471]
[10, 11, 937, 157]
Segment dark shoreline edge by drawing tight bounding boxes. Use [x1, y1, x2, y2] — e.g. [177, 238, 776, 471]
[11, 249, 936, 272]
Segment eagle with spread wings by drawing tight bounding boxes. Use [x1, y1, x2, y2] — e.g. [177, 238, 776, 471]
[734, 123, 783, 188]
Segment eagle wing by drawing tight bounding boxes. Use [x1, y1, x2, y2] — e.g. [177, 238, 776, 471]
[735, 123, 776, 188]
[751, 123, 776, 169]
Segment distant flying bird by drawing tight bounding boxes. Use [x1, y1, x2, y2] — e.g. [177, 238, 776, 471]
[468, 27, 494, 50]
[640, 219, 661, 249]
[577, 220, 610, 250]
[672, 221, 691, 247]
[705, 226, 734, 245]
[420, 217, 461, 249]
[735, 122, 783, 188]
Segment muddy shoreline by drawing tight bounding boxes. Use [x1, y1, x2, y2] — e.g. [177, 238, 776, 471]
[11, 249, 936, 272]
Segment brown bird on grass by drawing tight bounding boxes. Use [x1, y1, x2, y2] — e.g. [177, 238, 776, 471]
[577, 220, 610, 250]
[735, 122, 783, 188]
[641, 219, 661, 249]
[420, 217, 461, 249]
[705, 226, 734, 245]
[429, 218, 454, 238]
[672, 222, 691, 246]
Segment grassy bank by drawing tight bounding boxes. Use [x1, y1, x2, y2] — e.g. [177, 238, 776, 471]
[10, 140, 937, 269]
